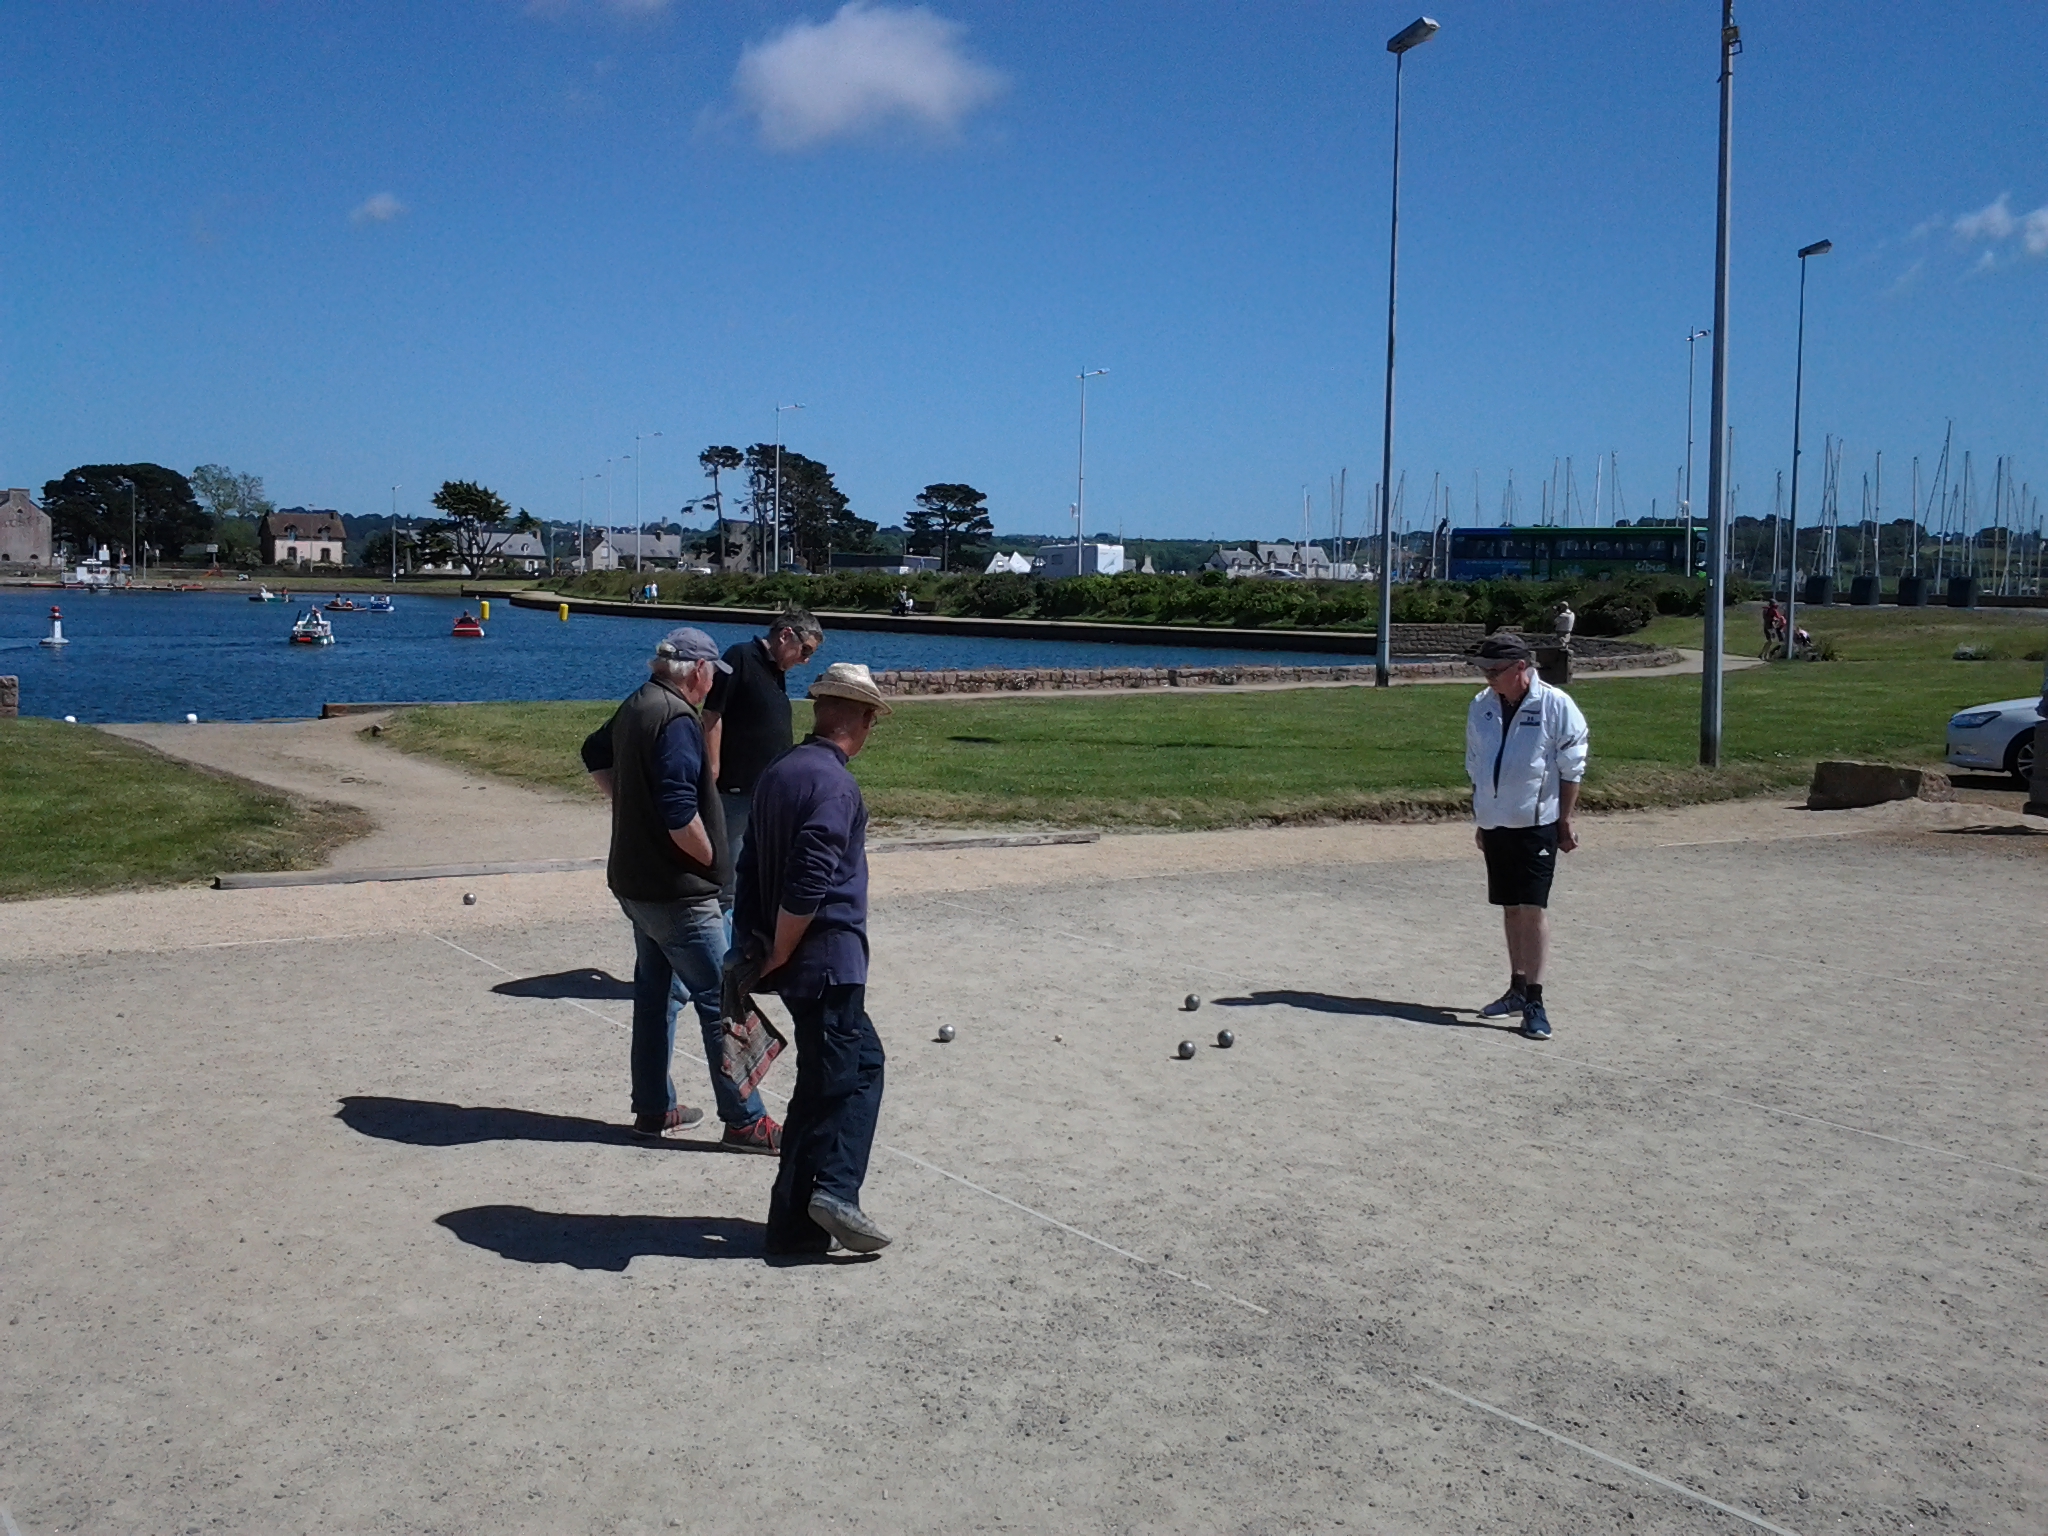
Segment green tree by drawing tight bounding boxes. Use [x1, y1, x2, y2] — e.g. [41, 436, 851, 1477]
[908, 483, 994, 571]
[41, 463, 210, 563]
[427, 479, 534, 573]
[742, 445, 874, 573]
[190, 464, 273, 524]
[699, 445, 744, 571]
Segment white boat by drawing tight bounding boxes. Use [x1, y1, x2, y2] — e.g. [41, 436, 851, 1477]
[288, 608, 335, 646]
[363, 594, 396, 614]
[250, 585, 285, 603]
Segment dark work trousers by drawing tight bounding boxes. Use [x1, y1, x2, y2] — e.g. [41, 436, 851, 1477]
[766, 983, 886, 1252]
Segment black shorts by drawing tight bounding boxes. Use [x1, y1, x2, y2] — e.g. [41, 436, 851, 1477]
[1480, 823, 1559, 908]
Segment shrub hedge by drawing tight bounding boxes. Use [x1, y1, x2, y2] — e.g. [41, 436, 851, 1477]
[561, 568, 1746, 637]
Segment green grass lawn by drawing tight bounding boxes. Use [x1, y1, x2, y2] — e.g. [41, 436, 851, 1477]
[375, 607, 2042, 828]
[1637, 601, 2048, 661]
[0, 719, 371, 899]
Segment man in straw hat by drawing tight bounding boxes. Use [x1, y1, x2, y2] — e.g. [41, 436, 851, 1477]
[582, 627, 782, 1152]
[1465, 632, 1589, 1042]
[734, 661, 894, 1256]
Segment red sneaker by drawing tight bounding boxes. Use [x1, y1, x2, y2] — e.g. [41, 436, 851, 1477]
[721, 1114, 782, 1155]
[631, 1105, 705, 1139]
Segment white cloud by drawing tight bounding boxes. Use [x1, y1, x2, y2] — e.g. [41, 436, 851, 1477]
[1954, 194, 2015, 242]
[733, 2, 1005, 151]
[350, 192, 407, 226]
[1973, 249, 1998, 272]
[2026, 206, 2048, 257]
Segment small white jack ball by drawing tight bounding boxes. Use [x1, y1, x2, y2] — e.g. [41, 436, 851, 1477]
[1183, 993, 1202, 1012]
[185, 713, 198, 723]
[462, 892, 477, 906]
[1177, 1040, 1196, 1060]
[936, 1024, 956, 1043]
[64, 715, 77, 723]
[1216, 1029, 1235, 1049]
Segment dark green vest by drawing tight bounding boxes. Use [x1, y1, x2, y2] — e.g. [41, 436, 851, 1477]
[605, 679, 729, 904]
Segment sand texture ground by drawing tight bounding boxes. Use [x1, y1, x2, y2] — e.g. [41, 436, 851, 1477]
[2, 798, 2043, 1534]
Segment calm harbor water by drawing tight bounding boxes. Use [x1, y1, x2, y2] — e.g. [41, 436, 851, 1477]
[0, 588, 1376, 723]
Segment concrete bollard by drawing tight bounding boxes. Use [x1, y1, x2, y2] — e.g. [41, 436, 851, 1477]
[0, 675, 17, 718]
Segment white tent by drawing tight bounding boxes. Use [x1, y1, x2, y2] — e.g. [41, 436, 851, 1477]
[984, 551, 1034, 575]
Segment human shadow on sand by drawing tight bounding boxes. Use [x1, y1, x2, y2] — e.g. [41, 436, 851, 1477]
[490, 968, 634, 1000]
[336, 1096, 721, 1150]
[437, 1206, 766, 1269]
[1212, 990, 1511, 1030]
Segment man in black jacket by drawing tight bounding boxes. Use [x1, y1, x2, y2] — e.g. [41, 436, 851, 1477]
[703, 607, 823, 898]
[582, 628, 780, 1152]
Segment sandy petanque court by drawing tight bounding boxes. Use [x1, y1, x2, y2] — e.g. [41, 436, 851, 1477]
[1, 797, 2043, 1533]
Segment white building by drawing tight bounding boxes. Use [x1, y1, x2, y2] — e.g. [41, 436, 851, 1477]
[983, 551, 1033, 575]
[1037, 542, 1125, 579]
[590, 532, 687, 570]
[261, 510, 346, 567]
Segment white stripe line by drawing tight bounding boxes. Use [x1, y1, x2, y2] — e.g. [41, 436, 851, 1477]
[1417, 1376, 1803, 1536]
[1653, 830, 1861, 849]
[2, 1501, 25, 1536]
[881, 1144, 1270, 1316]
[428, 933, 629, 1032]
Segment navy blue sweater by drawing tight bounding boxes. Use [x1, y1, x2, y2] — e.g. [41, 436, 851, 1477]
[733, 736, 869, 997]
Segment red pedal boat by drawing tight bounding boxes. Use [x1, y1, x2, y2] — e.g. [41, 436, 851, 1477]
[451, 611, 485, 638]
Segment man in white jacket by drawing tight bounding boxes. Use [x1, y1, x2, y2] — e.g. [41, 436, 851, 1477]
[1464, 633, 1590, 1041]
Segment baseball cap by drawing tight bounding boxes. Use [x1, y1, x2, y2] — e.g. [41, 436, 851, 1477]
[1471, 633, 1533, 666]
[654, 627, 732, 672]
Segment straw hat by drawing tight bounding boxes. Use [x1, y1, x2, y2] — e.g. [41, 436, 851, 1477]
[807, 661, 893, 715]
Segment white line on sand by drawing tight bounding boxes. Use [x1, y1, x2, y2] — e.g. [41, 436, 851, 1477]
[2, 1500, 25, 1536]
[1416, 1377, 1804, 1536]
[430, 932, 1268, 1314]
[432, 929, 1808, 1526]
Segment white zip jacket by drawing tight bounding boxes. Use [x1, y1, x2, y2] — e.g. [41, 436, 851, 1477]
[1465, 676, 1590, 829]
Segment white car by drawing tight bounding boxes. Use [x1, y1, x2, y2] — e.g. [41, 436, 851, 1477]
[1945, 696, 2042, 786]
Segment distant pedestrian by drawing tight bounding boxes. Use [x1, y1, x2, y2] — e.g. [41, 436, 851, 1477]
[703, 608, 824, 901]
[582, 627, 782, 1152]
[1552, 600, 1575, 648]
[734, 662, 893, 1256]
[1763, 599, 1786, 646]
[1465, 634, 1589, 1042]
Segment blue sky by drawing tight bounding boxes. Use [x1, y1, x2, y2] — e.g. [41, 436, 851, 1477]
[4, 1, 2043, 542]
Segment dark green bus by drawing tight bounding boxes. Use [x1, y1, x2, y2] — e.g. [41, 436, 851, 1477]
[1447, 525, 1704, 581]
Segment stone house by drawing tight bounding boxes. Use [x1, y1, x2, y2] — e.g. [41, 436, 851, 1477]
[0, 488, 52, 566]
[260, 509, 347, 567]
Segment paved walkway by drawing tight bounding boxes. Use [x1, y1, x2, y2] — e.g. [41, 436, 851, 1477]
[105, 713, 608, 871]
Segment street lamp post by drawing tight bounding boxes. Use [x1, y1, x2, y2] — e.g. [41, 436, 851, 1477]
[634, 432, 663, 575]
[390, 486, 401, 581]
[1375, 16, 1439, 688]
[1075, 369, 1107, 578]
[773, 404, 804, 574]
[1699, 1, 1739, 766]
[1781, 238, 1832, 662]
[1684, 329, 1709, 576]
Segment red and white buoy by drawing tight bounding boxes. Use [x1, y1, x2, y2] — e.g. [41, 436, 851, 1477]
[38, 605, 68, 648]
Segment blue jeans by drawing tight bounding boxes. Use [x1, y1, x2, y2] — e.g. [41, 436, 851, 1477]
[719, 788, 752, 944]
[766, 984, 886, 1252]
[616, 894, 765, 1128]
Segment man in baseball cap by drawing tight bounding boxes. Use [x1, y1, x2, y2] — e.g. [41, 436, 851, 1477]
[1464, 632, 1590, 1041]
[580, 627, 784, 1152]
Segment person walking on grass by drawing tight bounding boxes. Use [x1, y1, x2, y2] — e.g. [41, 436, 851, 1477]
[734, 662, 892, 1257]
[582, 627, 782, 1153]
[702, 607, 823, 903]
[1465, 633, 1590, 1042]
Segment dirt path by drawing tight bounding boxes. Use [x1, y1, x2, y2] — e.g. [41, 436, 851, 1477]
[105, 713, 607, 871]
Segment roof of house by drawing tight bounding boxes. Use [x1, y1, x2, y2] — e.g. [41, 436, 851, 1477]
[478, 531, 547, 558]
[598, 532, 686, 557]
[264, 509, 346, 539]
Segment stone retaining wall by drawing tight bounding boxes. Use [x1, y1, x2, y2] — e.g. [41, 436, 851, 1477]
[871, 647, 1678, 696]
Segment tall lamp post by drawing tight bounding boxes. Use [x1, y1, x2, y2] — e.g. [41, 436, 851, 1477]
[1075, 369, 1107, 578]
[1683, 329, 1709, 575]
[1781, 238, 1832, 662]
[633, 432, 663, 575]
[1374, 16, 1439, 688]
[390, 486, 401, 581]
[773, 403, 804, 574]
[1699, 1, 1740, 766]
